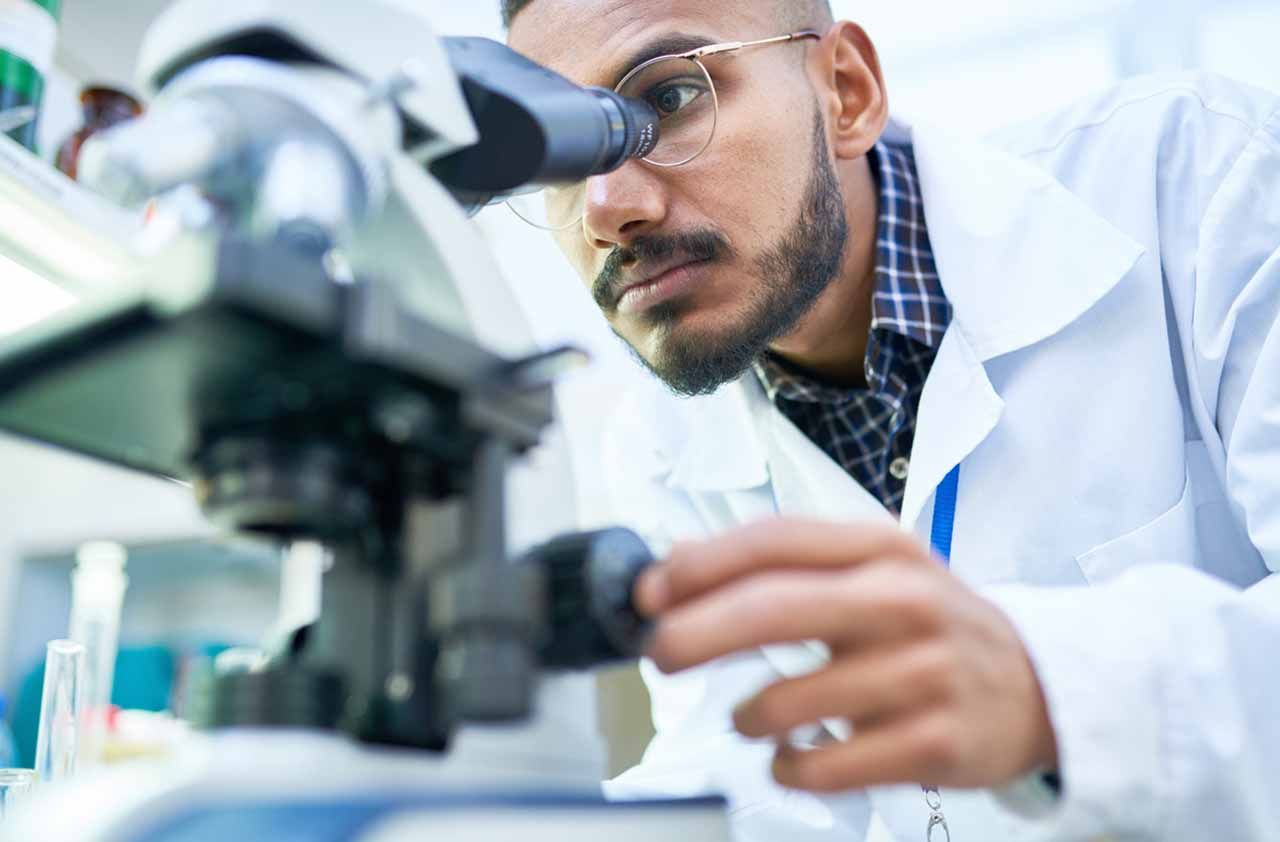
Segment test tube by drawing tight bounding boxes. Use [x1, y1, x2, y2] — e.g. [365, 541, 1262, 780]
[34, 640, 86, 784]
[0, 769, 35, 820]
[68, 541, 128, 767]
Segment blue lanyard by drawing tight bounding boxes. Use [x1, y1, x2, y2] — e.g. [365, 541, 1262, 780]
[923, 465, 961, 838]
[929, 465, 961, 565]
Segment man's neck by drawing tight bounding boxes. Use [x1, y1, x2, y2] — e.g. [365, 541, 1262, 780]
[767, 154, 879, 388]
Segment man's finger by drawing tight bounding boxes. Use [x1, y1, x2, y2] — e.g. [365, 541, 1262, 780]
[646, 563, 937, 673]
[733, 644, 950, 739]
[772, 712, 963, 792]
[651, 518, 931, 612]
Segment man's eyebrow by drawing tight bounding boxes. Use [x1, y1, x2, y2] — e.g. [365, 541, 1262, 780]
[607, 33, 718, 88]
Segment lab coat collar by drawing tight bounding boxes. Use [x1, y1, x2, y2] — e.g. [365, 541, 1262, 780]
[896, 116, 1147, 362]
[661, 115, 1146, 496]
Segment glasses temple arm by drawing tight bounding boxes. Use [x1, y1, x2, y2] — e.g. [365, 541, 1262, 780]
[685, 30, 822, 59]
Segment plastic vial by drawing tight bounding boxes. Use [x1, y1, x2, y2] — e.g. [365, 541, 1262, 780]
[33, 640, 86, 783]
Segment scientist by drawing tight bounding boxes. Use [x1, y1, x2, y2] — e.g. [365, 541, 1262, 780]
[505, 1, 1280, 840]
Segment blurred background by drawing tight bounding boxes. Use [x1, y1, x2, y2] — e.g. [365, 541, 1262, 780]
[1, 0, 1277, 775]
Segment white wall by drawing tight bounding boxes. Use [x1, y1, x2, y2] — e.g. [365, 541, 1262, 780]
[851, 0, 1277, 130]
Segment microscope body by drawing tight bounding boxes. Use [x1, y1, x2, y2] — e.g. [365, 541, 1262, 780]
[0, 1, 728, 839]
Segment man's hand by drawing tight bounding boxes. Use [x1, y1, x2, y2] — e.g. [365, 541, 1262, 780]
[634, 518, 1058, 793]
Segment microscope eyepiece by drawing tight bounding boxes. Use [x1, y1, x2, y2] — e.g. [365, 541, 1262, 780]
[429, 37, 661, 210]
[586, 87, 660, 173]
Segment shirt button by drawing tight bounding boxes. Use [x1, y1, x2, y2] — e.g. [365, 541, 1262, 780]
[889, 457, 911, 481]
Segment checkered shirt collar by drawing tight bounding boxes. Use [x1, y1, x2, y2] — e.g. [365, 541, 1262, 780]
[868, 142, 947, 348]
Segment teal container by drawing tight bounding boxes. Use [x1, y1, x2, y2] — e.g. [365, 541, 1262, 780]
[0, 0, 62, 152]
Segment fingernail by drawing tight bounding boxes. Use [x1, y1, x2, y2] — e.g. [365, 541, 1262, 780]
[635, 567, 670, 616]
[732, 699, 752, 733]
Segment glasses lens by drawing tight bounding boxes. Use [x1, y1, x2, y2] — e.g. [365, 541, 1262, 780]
[506, 182, 586, 231]
[618, 57, 716, 167]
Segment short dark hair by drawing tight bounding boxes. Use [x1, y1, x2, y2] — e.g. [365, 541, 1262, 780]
[501, 0, 531, 27]
[502, 0, 834, 30]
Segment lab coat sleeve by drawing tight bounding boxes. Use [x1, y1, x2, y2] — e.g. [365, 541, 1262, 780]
[983, 102, 1280, 840]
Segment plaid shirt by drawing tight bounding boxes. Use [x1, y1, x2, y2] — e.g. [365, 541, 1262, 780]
[753, 142, 950, 516]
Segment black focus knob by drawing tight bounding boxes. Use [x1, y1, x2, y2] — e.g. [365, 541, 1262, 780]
[528, 528, 655, 670]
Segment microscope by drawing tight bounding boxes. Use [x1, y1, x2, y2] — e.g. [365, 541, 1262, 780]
[0, 2, 727, 839]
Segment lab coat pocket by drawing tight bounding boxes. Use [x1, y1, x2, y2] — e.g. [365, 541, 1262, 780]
[1074, 459, 1198, 584]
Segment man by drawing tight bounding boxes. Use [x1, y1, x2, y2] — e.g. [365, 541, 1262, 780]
[504, 1, 1280, 840]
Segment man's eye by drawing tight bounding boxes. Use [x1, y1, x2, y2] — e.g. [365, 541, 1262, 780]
[648, 82, 705, 117]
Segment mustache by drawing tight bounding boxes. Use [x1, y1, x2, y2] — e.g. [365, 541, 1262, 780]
[592, 230, 733, 311]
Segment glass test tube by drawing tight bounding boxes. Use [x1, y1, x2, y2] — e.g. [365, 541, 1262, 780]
[34, 640, 86, 784]
[0, 768, 35, 820]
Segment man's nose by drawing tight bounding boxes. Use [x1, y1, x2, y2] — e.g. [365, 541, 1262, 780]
[581, 161, 668, 249]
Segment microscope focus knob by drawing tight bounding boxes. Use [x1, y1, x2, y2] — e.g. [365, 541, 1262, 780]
[532, 528, 655, 670]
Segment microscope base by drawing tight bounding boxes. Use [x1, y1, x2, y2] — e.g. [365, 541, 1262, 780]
[131, 794, 729, 842]
[5, 728, 730, 842]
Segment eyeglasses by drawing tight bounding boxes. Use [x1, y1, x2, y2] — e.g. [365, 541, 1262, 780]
[507, 30, 822, 231]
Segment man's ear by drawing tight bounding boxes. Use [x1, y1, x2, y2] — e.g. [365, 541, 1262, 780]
[810, 21, 889, 160]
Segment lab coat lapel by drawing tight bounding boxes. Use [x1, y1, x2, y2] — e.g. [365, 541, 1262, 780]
[898, 326, 1004, 535]
[662, 374, 894, 526]
[740, 374, 895, 525]
[659, 378, 779, 538]
[894, 117, 1147, 535]
[663, 381, 770, 493]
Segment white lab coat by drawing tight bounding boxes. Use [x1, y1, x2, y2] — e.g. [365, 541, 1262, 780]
[598, 72, 1280, 842]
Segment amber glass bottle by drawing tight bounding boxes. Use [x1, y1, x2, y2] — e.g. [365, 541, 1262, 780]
[0, 0, 62, 152]
[56, 86, 144, 180]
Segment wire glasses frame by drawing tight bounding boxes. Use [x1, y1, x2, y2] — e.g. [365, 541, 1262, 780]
[508, 30, 822, 231]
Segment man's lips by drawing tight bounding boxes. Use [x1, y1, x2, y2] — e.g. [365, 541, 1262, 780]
[616, 259, 713, 315]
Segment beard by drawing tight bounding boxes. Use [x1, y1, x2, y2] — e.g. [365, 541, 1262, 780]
[595, 110, 850, 397]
